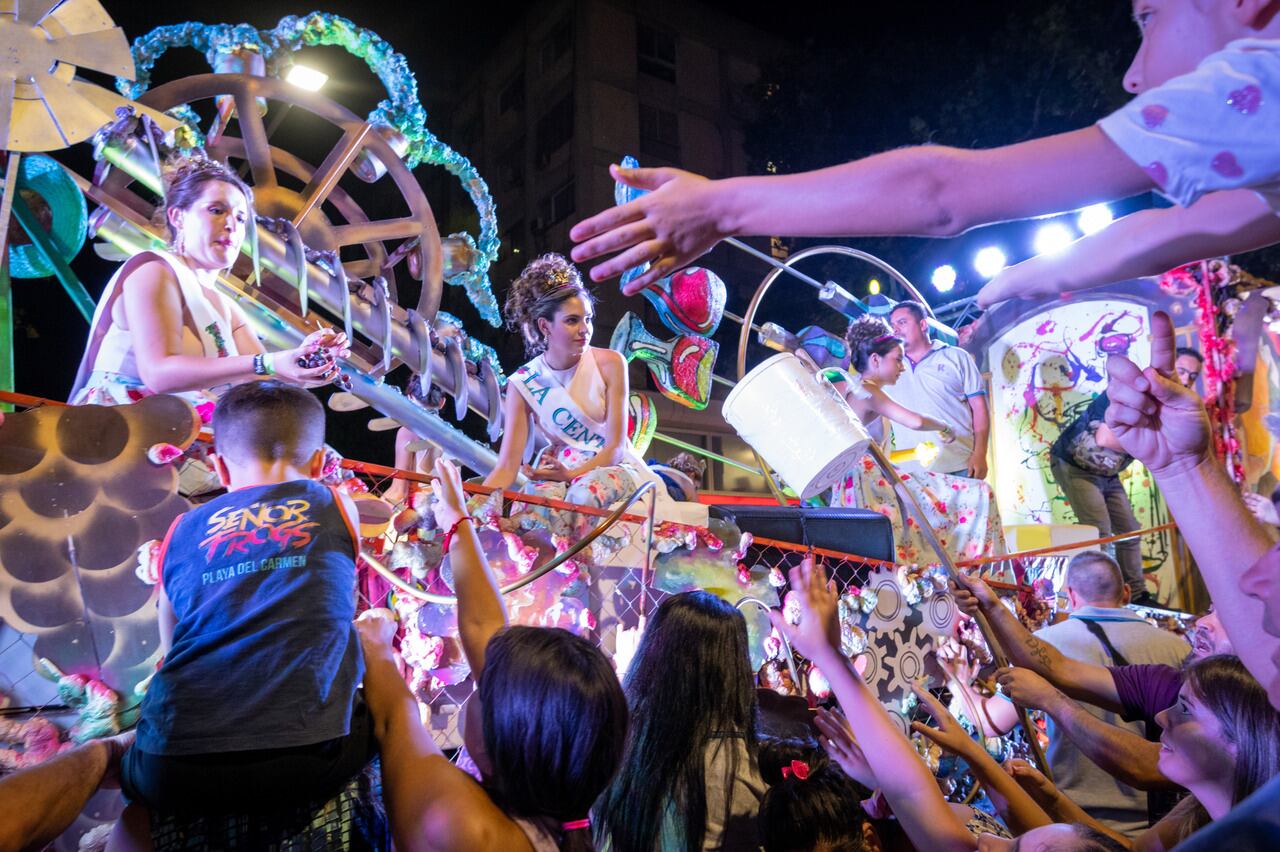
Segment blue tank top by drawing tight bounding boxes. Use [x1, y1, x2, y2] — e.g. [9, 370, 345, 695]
[137, 480, 364, 755]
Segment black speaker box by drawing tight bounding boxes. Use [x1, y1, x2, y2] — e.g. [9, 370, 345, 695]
[710, 505, 895, 566]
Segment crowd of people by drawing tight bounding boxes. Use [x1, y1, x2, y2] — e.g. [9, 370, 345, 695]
[7, 0, 1280, 849]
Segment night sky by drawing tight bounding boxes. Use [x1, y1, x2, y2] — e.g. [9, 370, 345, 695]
[14, 0, 1187, 463]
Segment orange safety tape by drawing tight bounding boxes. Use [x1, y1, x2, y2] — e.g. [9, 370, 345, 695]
[0, 391, 1176, 581]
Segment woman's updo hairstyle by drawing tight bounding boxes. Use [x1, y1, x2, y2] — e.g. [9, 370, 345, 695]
[844, 316, 902, 373]
[504, 253, 593, 355]
[159, 154, 254, 245]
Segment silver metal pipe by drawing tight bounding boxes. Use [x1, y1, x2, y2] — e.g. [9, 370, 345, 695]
[93, 135, 495, 421]
[89, 198, 507, 478]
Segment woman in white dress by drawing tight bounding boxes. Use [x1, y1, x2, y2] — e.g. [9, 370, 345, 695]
[831, 316, 1005, 563]
[485, 254, 661, 538]
[71, 156, 344, 409]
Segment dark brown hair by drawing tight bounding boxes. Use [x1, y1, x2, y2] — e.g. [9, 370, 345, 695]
[212, 380, 325, 466]
[844, 316, 902, 373]
[503, 253, 593, 355]
[160, 155, 253, 244]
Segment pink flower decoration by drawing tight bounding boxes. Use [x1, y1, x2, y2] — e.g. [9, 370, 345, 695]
[1227, 85, 1262, 115]
[1140, 104, 1169, 128]
[194, 401, 216, 424]
[1211, 151, 1244, 178]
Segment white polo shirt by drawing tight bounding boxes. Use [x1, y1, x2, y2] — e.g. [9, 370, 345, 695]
[888, 340, 987, 475]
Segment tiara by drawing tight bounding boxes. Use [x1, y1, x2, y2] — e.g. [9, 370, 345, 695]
[871, 333, 900, 345]
[534, 281, 584, 305]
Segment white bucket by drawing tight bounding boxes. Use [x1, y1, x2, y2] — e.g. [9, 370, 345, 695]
[722, 352, 873, 499]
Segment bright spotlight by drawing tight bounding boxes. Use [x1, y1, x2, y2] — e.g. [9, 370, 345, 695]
[1077, 203, 1114, 235]
[868, 278, 881, 295]
[931, 265, 957, 293]
[973, 247, 1007, 279]
[1033, 223, 1074, 256]
[286, 64, 329, 92]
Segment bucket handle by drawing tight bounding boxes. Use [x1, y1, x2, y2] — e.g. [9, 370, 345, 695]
[793, 349, 867, 404]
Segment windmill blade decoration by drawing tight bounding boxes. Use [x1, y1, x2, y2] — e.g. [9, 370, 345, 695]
[0, 0, 137, 152]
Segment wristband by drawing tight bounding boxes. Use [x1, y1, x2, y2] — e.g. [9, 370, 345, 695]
[441, 516, 477, 552]
[253, 353, 268, 376]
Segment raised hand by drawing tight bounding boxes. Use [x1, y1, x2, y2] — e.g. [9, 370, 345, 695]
[935, 637, 978, 686]
[428, 457, 469, 530]
[949, 571, 998, 618]
[356, 607, 399, 649]
[1103, 311, 1212, 477]
[814, 707, 877, 789]
[569, 164, 726, 293]
[768, 554, 840, 661]
[994, 666, 1060, 711]
[909, 681, 981, 760]
[1243, 491, 1280, 527]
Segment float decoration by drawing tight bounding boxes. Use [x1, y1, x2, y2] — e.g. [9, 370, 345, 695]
[115, 14, 501, 325]
[626, 392, 657, 455]
[611, 311, 719, 410]
[640, 266, 727, 337]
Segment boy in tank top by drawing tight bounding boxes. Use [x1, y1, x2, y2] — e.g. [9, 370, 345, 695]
[114, 381, 375, 836]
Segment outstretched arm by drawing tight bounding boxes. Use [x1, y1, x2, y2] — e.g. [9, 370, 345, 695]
[910, 685, 1053, 837]
[571, 127, 1151, 292]
[1105, 312, 1279, 695]
[430, 458, 507, 676]
[995, 668, 1176, 791]
[0, 733, 133, 852]
[869, 385, 954, 437]
[978, 189, 1280, 308]
[355, 613, 530, 852]
[774, 557, 976, 852]
[951, 575, 1122, 711]
[1004, 760, 1133, 847]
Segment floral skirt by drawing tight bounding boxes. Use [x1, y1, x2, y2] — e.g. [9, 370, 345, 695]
[515, 464, 642, 543]
[830, 453, 1005, 564]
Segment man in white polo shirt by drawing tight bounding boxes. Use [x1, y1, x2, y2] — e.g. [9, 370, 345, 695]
[886, 301, 989, 478]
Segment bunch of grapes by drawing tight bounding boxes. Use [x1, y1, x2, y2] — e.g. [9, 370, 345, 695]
[296, 348, 352, 390]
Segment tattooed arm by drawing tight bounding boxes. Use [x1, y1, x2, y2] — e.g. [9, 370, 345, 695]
[952, 574, 1123, 712]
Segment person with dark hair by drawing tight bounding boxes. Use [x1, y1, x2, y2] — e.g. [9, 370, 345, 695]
[884, 302, 991, 480]
[484, 253, 679, 533]
[597, 591, 766, 851]
[1137, 654, 1280, 848]
[950, 571, 1235, 796]
[1049, 356, 1202, 604]
[946, 552, 1190, 834]
[71, 155, 345, 407]
[1173, 347, 1204, 393]
[357, 457, 627, 852]
[756, 738, 875, 852]
[830, 315, 1005, 564]
[110, 380, 375, 844]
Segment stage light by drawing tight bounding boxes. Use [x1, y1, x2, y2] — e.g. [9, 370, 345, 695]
[868, 278, 881, 295]
[973, 247, 1006, 279]
[1078, 203, 1114, 235]
[931, 264, 957, 293]
[286, 64, 328, 92]
[1033, 223, 1073, 256]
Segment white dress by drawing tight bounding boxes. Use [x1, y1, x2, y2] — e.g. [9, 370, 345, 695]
[70, 249, 239, 408]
